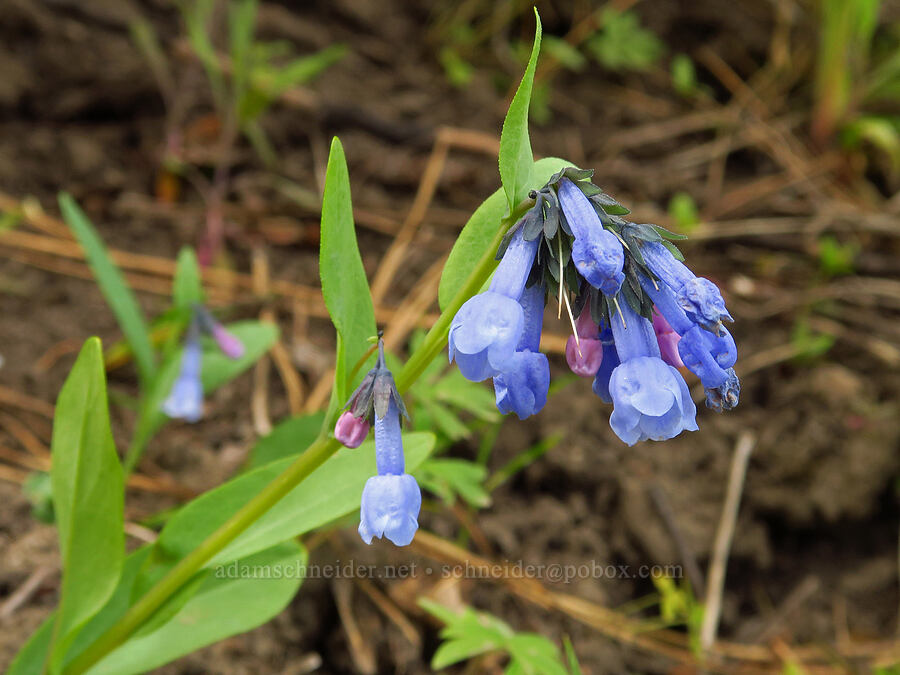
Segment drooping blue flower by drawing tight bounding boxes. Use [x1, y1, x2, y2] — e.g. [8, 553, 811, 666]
[493, 283, 550, 419]
[639, 274, 736, 389]
[639, 241, 733, 333]
[449, 227, 539, 381]
[607, 299, 697, 445]
[162, 330, 203, 422]
[705, 367, 741, 412]
[591, 326, 620, 404]
[557, 178, 625, 296]
[358, 398, 421, 546]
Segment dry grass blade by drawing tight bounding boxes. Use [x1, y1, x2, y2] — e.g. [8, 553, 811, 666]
[332, 578, 377, 675]
[0, 384, 55, 418]
[369, 131, 450, 305]
[701, 431, 756, 652]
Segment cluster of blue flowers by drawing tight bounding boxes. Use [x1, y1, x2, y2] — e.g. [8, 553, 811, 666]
[335, 339, 421, 547]
[162, 306, 245, 422]
[449, 167, 739, 446]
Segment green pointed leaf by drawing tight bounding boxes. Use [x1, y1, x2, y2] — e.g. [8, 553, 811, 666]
[507, 634, 569, 675]
[153, 432, 435, 567]
[439, 157, 570, 310]
[416, 458, 490, 508]
[432, 635, 500, 669]
[499, 9, 542, 215]
[59, 194, 155, 385]
[172, 247, 203, 308]
[89, 543, 306, 675]
[319, 137, 377, 425]
[49, 338, 124, 670]
[228, 0, 258, 105]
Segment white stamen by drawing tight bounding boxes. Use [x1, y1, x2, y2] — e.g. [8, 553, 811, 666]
[563, 290, 581, 356]
[612, 295, 627, 329]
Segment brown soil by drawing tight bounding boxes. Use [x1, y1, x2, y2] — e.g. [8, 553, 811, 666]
[2, 1, 900, 673]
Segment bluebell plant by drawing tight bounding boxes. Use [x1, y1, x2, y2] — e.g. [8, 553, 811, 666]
[449, 166, 740, 445]
[162, 305, 245, 422]
[339, 338, 422, 546]
[162, 318, 204, 422]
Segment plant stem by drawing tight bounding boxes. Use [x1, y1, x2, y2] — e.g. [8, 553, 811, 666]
[64, 211, 517, 674]
[65, 436, 339, 674]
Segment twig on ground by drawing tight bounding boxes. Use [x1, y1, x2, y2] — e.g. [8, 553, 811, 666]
[0, 384, 55, 418]
[0, 412, 51, 458]
[251, 247, 273, 436]
[332, 578, 377, 675]
[0, 566, 55, 621]
[700, 431, 756, 653]
[369, 128, 451, 305]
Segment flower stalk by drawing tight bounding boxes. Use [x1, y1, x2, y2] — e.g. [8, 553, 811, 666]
[63, 203, 526, 675]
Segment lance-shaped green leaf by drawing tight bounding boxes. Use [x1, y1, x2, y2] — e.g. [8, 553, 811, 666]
[88, 542, 306, 675]
[439, 156, 570, 310]
[153, 432, 435, 566]
[172, 247, 204, 309]
[60, 194, 155, 385]
[319, 137, 377, 425]
[49, 337, 124, 671]
[498, 8, 542, 216]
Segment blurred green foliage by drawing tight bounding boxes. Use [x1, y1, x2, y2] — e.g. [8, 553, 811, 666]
[586, 9, 664, 71]
[653, 576, 704, 657]
[420, 598, 580, 675]
[791, 317, 836, 362]
[671, 53, 699, 97]
[813, 0, 900, 176]
[817, 235, 859, 277]
[667, 191, 700, 232]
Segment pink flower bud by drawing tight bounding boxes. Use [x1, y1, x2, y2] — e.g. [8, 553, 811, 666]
[652, 310, 684, 368]
[334, 411, 370, 448]
[574, 308, 599, 339]
[212, 324, 245, 359]
[565, 335, 604, 377]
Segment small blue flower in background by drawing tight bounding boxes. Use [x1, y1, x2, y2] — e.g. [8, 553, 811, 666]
[639, 241, 733, 333]
[162, 307, 245, 422]
[558, 178, 625, 296]
[358, 398, 421, 546]
[493, 284, 550, 419]
[449, 227, 538, 381]
[607, 299, 697, 446]
[163, 327, 203, 422]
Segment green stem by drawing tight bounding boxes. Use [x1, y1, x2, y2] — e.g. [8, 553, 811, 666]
[66, 435, 340, 674]
[64, 211, 518, 674]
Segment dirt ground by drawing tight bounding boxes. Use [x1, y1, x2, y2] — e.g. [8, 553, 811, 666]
[1, 0, 900, 673]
